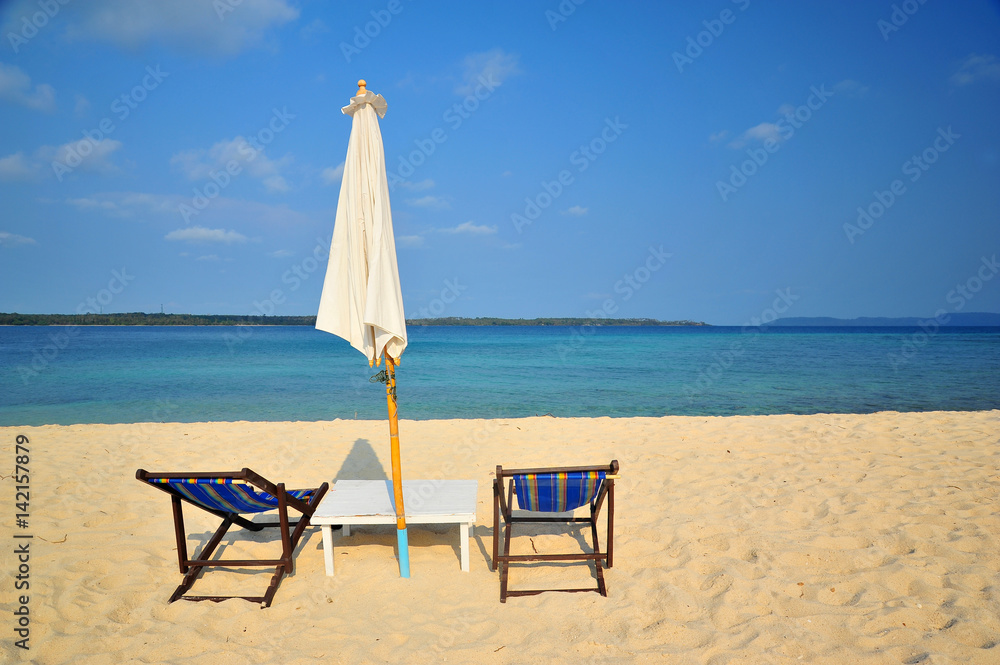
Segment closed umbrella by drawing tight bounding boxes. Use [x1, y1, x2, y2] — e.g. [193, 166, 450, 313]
[316, 79, 410, 578]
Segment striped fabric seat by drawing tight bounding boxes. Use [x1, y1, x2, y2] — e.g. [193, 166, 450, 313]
[152, 478, 315, 514]
[513, 471, 605, 513]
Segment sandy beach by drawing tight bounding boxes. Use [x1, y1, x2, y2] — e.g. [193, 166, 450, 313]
[2, 410, 999, 664]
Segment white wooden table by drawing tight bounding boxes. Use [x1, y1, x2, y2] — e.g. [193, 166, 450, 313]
[311, 479, 477, 576]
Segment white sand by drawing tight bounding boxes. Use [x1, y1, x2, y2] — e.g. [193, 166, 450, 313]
[2, 411, 999, 664]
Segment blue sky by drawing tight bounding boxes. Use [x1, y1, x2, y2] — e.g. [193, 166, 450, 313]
[1, 0, 998, 325]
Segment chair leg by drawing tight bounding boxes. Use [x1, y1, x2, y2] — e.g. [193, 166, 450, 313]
[591, 516, 607, 597]
[499, 520, 513, 603]
[491, 480, 500, 573]
[171, 496, 189, 573]
[607, 479, 614, 569]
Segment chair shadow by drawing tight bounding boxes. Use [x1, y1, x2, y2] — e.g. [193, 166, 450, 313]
[477, 516, 609, 581]
[185, 517, 323, 580]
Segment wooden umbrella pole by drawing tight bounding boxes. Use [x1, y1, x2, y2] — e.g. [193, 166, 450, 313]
[384, 353, 410, 577]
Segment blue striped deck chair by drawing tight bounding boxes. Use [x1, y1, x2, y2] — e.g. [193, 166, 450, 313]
[136, 468, 329, 608]
[491, 461, 618, 602]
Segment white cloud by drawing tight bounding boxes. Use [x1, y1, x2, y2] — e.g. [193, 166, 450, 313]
[407, 195, 450, 209]
[62, 0, 298, 56]
[0, 152, 39, 181]
[171, 136, 292, 193]
[0, 63, 55, 112]
[269, 249, 295, 258]
[165, 226, 248, 244]
[561, 206, 588, 216]
[439, 221, 497, 235]
[321, 162, 344, 185]
[398, 178, 434, 191]
[397, 235, 425, 248]
[196, 254, 220, 261]
[951, 53, 1000, 86]
[0, 231, 37, 247]
[455, 48, 521, 95]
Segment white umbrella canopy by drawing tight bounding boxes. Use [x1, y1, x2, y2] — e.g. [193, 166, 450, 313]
[316, 81, 407, 367]
[316, 80, 411, 577]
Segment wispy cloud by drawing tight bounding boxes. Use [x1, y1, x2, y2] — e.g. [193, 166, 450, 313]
[64, 191, 314, 227]
[438, 221, 497, 235]
[321, 162, 344, 185]
[165, 226, 248, 244]
[74, 94, 90, 116]
[299, 17, 329, 41]
[269, 249, 295, 258]
[397, 235, 425, 248]
[0, 63, 55, 112]
[0, 231, 37, 247]
[455, 48, 521, 95]
[832, 79, 870, 97]
[4, 138, 124, 180]
[407, 195, 450, 209]
[398, 179, 435, 191]
[61, 0, 299, 56]
[0, 152, 39, 181]
[561, 205, 588, 216]
[951, 53, 1000, 86]
[708, 130, 730, 144]
[729, 122, 783, 149]
[171, 136, 292, 193]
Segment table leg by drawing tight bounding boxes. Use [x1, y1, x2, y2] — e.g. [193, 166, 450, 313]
[343, 524, 351, 537]
[322, 525, 335, 577]
[460, 522, 470, 572]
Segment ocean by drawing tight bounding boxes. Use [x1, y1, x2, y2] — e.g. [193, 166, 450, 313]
[1, 325, 999, 426]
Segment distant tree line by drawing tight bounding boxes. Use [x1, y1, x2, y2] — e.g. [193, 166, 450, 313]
[0, 313, 709, 327]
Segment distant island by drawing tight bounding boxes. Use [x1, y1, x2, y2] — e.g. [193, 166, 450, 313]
[772, 313, 1000, 326]
[0, 313, 709, 327]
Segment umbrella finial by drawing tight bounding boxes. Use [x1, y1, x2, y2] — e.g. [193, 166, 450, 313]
[357, 79, 367, 96]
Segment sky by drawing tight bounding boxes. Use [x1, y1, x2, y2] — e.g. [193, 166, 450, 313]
[0, 0, 998, 325]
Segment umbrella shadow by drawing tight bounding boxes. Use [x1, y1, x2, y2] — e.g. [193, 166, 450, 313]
[333, 438, 389, 481]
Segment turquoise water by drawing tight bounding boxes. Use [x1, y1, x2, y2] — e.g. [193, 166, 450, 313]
[1, 325, 999, 426]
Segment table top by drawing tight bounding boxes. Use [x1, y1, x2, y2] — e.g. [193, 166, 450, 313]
[312, 479, 478, 525]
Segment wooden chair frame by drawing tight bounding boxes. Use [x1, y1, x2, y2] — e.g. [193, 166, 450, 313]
[136, 468, 329, 608]
[491, 460, 618, 602]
